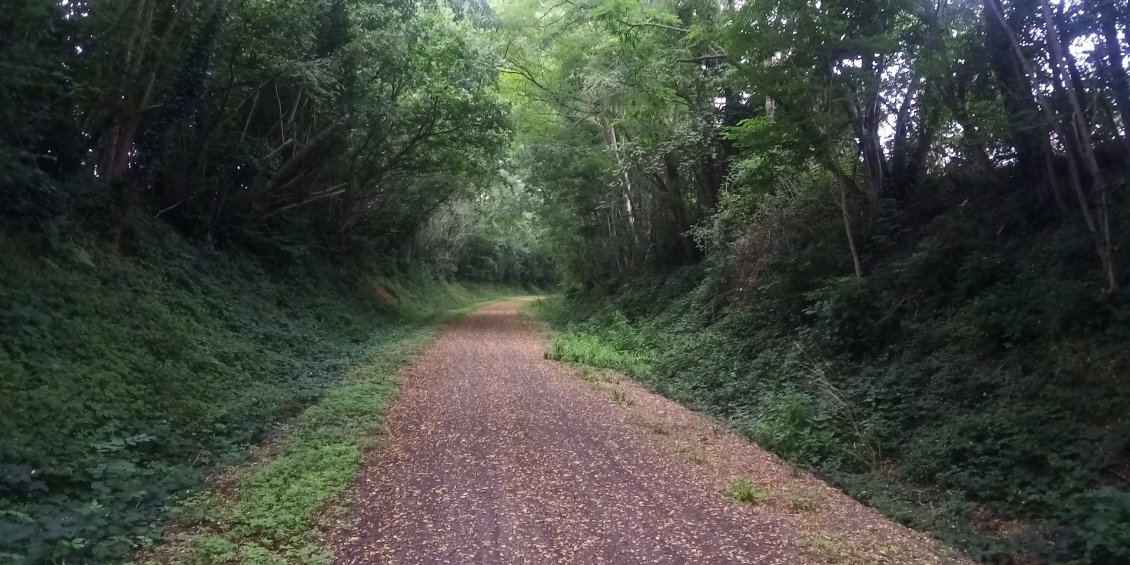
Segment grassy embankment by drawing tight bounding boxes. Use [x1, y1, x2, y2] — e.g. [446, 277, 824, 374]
[0, 219, 523, 564]
[535, 225, 1130, 564]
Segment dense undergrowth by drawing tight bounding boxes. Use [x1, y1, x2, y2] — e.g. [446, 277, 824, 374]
[539, 185, 1130, 564]
[0, 218, 521, 564]
[137, 323, 445, 565]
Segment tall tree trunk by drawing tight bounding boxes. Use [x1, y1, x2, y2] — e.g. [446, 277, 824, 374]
[1040, 0, 1120, 296]
[821, 156, 864, 278]
[943, 90, 997, 172]
[837, 171, 864, 279]
[1056, 8, 1095, 128]
[95, 0, 155, 181]
[105, 0, 230, 246]
[891, 74, 921, 191]
[983, 0, 1062, 206]
[662, 153, 698, 263]
[601, 119, 640, 247]
[695, 152, 722, 212]
[844, 69, 890, 203]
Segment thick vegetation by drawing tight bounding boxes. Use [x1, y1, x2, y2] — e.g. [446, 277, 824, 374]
[5, 0, 1130, 563]
[0, 0, 543, 563]
[0, 221, 521, 563]
[501, 0, 1130, 562]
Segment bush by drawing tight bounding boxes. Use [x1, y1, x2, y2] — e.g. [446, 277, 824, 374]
[1056, 488, 1130, 564]
[739, 387, 842, 469]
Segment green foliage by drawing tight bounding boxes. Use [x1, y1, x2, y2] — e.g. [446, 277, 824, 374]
[495, 0, 727, 284]
[0, 0, 511, 254]
[541, 301, 655, 375]
[0, 222, 517, 564]
[537, 190, 1130, 562]
[1056, 488, 1130, 564]
[6, 0, 1130, 563]
[739, 387, 843, 470]
[726, 478, 771, 504]
[154, 328, 441, 565]
[0, 3, 539, 560]
[412, 170, 558, 285]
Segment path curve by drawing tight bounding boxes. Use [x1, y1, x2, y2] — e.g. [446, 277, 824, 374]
[328, 298, 961, 564]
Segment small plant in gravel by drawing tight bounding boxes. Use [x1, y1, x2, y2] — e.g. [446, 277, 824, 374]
[798, 531, 893, 564]
[783, 487, 824, 512]
[727, 477, 771, 503]
[638, 418, 670, 435]
[679, 443, 708, 464]
[610, 389, 628, 404]
[580, 367, 600, 384]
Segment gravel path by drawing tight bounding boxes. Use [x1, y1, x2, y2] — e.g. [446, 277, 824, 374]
[327, 298, 964, 564]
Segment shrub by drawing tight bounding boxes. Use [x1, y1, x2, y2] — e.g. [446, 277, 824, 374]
[739, 387, 844, 470]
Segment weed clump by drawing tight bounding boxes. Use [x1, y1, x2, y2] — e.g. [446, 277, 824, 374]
[727, 477, 771, 503]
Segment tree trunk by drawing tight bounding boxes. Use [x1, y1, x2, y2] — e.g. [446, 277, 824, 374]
[822, 156, 864, 278]
[983, 0, 1061, 202]
[844, 73, 890, 203]
[695, 153, 722, 212]
[601, 119, 641, 247]
[104, 0, 229, 246]
[1040, 0, 1120, 296]
[662, 153, 698, 263]
[837, 172, 864, 279]
[891, 74, 921, 191]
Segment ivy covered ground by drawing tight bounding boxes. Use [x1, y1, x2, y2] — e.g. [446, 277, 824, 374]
[0, 219, 519, 563]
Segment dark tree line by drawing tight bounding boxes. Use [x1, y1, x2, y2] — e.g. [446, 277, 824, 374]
[1, 0, 509, 254]
[500, 0, 1130, 298]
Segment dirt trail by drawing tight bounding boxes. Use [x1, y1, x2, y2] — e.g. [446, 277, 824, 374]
[328, 298, 963, 564]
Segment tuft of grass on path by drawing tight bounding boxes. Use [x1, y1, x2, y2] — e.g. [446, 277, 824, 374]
[727, 477, 771, 504]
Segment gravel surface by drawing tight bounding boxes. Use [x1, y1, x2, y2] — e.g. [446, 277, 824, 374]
[327, 298, 965, 564]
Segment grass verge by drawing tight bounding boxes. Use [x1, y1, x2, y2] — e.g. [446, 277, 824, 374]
[0, 218, 525, 564]
[134, 325, 444, 564]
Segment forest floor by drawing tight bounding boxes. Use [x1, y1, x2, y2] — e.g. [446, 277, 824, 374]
[325, 298, 966, 564]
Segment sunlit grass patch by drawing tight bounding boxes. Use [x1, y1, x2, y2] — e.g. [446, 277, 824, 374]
[545, 331, 654, 375]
